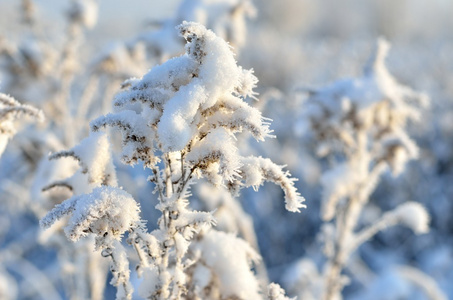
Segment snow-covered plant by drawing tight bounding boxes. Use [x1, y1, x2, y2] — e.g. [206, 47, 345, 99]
[0, 92, 44, 157]
[41, 21, 305, 299]
[292, 39, 431, 300]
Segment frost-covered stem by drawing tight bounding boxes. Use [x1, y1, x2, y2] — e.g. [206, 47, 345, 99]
[158, 248, 171, 300]
[152, 166, 169, 229]
[150, 154, 186, 299]
[177, 164, 196, 195]
[180, 152, 185, 183]
[340, 132, 369, 233]
[324, 194, 367, 299]
[133, 241, 150, 270]
[42, 181, 74, 192]
[324, 133, 376, 300]
[171, 257, 184, 300]
[323, 209, 349, 300]
[130, 229, 151, 262]
[324, 159, 387, 300]
[324, 198, 363, 299]
[152, 167, 166, 205]
[108, 242, 133, 300]
[351, 215, 398, 253]
[165, 153, 174, 197]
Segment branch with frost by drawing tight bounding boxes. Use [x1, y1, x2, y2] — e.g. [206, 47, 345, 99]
[0, 93, 44, 124]
[91, 110, 158, 167]
[201, 94, 273, 141]
[112, 21, 271, 156]
[40, 186, 141, 249]
[351, 202, 429, 252]
[0, 92, 44, 157]
[320, 160, 387, 221]
[229, 156, 306, 212]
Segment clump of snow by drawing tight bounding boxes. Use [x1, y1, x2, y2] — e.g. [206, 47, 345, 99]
[158, 21, 240, 151]
[187, 127, 241, 184]
[137, 267, 159, 299]
[193, 230, 261, 300]
[40, 186, 141, 249]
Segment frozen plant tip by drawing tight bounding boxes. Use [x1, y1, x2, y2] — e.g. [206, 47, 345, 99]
[390, 202, 430, 234]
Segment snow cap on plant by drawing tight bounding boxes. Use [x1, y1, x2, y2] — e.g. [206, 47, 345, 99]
[94, 22, 303, 214]
[304, 38, 428, 175]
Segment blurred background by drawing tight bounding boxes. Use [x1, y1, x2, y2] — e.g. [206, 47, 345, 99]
[0, 0, 452, 299]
